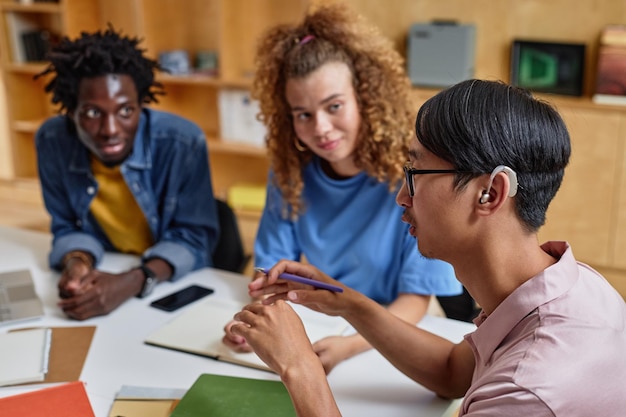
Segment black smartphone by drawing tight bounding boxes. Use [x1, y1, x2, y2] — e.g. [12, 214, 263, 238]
[149, 285, 214, 312]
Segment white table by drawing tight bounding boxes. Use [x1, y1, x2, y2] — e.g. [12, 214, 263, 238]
[0, 226, 475, 416]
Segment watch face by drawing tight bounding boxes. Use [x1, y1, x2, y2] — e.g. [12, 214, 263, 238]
[142, 276, 157, 297]
[138, 265, 158, 298]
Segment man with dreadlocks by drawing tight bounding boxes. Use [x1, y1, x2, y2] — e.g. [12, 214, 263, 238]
[34, 27, 219, 320]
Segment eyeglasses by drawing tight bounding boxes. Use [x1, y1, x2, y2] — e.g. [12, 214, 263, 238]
[403, 164, 470, 197]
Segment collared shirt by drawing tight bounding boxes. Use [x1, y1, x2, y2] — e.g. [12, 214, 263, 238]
[35, 109, 219, 280]
[254, 158, 461, 304]
[461, 241, 626, 416]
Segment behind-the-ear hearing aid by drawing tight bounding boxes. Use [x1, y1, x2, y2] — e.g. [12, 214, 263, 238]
[479, 165, 518, 204]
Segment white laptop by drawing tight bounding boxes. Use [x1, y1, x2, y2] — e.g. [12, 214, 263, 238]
[0, 269, 44, 326]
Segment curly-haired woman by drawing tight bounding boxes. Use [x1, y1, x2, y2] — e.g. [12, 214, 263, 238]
[223, 3, 460, 373]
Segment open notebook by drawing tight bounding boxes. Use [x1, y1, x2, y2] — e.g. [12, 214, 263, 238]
[0, 269, 44, 326]
[145, 297, 348, 372]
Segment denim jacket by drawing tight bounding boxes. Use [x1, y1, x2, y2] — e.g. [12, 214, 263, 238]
[35, 108, 219, 280]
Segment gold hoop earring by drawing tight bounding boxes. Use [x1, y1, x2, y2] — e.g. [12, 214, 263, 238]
[294, 137, 308, 152]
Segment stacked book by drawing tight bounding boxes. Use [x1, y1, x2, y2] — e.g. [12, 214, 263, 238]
[107, 374, 296, 417]
[20, 30, 54, 62]
[593, 25, 626, 105]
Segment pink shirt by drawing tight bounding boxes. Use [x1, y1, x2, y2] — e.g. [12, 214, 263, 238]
[461, 241, 626, 416]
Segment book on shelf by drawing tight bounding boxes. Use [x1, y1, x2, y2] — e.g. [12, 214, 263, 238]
[218, 89, 267, 147]
[227, 183, 266, 211]
[0, 381, 95, 417]
[145, 297, 348, 372]
[20, 30, 55, 62]
[4, 13, 39, 63]
[170, 373, 295, 417]
[0, 327, 51, 386]
[593, 25, 626, 105]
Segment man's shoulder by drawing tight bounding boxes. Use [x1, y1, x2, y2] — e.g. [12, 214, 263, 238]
[145, 109, 204, 141]
[37, 115, 70, 135]
[35, 115, 74, 147]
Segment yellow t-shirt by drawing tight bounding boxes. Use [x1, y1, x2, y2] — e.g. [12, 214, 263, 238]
[90, 157, 153, 254]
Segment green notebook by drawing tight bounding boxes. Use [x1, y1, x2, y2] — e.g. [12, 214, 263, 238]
[171, 374, 296, 417]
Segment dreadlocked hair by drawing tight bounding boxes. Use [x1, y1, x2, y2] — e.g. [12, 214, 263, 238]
[252, 3, 414, 218]
[36, 25, 164, 113]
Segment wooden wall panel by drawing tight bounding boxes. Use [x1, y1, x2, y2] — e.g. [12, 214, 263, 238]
[537, 106, 620, 266]
[338, 0, 626, 96]
[613, 117, 626, 269]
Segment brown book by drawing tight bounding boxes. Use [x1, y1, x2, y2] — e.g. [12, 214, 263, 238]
[593, 25, 626, 105]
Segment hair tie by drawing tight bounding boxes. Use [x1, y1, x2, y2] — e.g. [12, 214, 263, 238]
[299, 35, 315, 45]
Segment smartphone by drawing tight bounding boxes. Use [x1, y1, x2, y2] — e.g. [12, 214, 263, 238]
[149, 285, 214, 312]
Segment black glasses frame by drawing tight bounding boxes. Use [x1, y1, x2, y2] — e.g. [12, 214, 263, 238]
[403, 165, 470, 197]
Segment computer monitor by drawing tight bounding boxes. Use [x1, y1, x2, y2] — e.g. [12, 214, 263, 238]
[511, 40, 585, 96]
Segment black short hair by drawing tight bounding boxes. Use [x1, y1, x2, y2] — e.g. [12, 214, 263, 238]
[416, 79, 571, 232]
[36, 25, 164, 113]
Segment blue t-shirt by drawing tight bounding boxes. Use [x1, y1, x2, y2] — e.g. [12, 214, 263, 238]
[254, 158, 461, 304]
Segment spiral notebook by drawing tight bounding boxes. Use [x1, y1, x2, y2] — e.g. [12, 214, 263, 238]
[0, 327, 51, 386]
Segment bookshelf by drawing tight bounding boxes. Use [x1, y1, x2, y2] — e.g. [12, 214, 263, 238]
[0, 0, 307, 195]
[95, 0, 309, 201]
[0, 0, 625, 292]
[0, 0, 99, 178]
[0, 0, 307, 257]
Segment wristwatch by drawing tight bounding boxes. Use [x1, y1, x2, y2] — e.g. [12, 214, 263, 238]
[137, 264, 158, 298]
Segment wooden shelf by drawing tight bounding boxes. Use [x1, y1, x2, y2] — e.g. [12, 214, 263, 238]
[0, 2, 61, 13]
[207, 138, 266, 157]
[12, 119, 43, 133]
[412, 87, 626, 114]
[157, 73, 253, 89]
[542, 94, 626, 113]
[5, 62, 48, 74]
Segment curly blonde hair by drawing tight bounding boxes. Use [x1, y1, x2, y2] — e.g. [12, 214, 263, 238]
[252, 2, 414, 217]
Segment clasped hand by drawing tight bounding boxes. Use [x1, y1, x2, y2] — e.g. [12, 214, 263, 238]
[58, 262, 142, 320]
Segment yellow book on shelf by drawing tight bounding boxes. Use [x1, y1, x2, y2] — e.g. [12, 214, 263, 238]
[227, 183, 266, 211]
